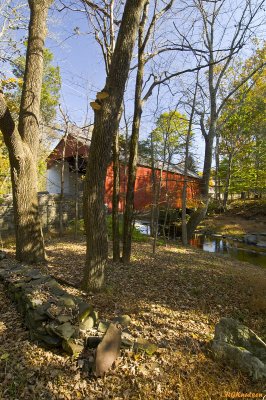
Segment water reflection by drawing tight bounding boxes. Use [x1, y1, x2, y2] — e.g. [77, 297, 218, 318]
[190, 235, 266, 268]
[134, 220, 266, 268]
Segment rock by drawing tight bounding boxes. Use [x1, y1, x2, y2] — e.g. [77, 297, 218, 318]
[57, 314, 72, 324]
[62, 339, 84, 357]
[80, 316, 94, 331]
[78, 302, 93, 322]
[121, 332, 134, 348]
[95, 323, 121, 377]
[51, 322, 76, 341]
[86, 336, 102, 348]
[31, 298, 44, 308]
[0, 250, 7, 260]
[113, 315, 131, 328]
[45, 305, 63, 319]
[134, 338, 158, 356]
[211, 340, 266, 381]
[243, 233, 257, 245]
[46, 280, 65, 296]
[98, 321, 110, 333]
[213, 318, 266, 361]
[59, 295, 76, 308]
[210, 318, 266, 380]
[31, 329, 62, 347]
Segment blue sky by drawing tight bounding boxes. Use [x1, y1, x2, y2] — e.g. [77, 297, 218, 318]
[45, 6, 206, 167]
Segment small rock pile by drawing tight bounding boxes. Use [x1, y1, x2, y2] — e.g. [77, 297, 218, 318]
[0, 261, 157, 376]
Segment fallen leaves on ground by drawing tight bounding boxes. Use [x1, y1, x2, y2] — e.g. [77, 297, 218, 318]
[0, 237, 265, 399]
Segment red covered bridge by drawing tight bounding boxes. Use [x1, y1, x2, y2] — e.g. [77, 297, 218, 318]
[47, 133, 201, 212]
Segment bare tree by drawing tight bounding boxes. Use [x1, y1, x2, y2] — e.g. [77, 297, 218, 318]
[81, 0, 123, 262]
[122, 0, 174, 263]
[179, 0, 266, 240]
[0, 0, 53, 263]
[181, 75, 199, 245]
[82, 0, 145, 291]
[0, 0, 27, 71]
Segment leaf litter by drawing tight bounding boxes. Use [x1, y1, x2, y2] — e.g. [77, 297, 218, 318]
[0, 237, 265, 399]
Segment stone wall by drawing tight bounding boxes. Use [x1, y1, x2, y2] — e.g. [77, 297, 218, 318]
[0, 194, 83, 234]
[0, 261, 94, 355]
[0, 259, 151, 376]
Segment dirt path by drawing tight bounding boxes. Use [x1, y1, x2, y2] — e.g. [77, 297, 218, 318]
[1, 239, 265, 399]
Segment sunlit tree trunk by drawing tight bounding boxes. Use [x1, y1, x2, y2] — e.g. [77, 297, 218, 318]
[0, 0, 53, 263]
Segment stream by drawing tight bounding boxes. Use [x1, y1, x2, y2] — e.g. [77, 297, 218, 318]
[189, 235, 266, 268]
[135, 221, 266, 268]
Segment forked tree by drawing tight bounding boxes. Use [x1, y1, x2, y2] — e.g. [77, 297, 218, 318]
[0, 0, 53, 263]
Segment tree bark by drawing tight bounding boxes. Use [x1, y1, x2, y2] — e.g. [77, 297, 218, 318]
[122, 1, 149, 264]
[112, 126, 120, 261]
[187, 42, 217, 241]
[0, 0, 52, 263]
[59, 129, 69, 237]
[82, 0, 145, 291]
[223, 152, 233, 208]
[182, 78, 198, 245]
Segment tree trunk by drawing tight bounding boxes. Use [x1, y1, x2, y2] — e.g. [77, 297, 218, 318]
[182, 78, 198, 245]
[215, 132, 221, 202]
[122, 2, 148, 264]
[150, 131, 156, 237]
[74, 140, 79, 239]
[153, 165, 164, 255]
[122, 61, 144, 263]
[223, 153, 233, 208]
[82, 0, 145, 291]
[59, 131, 69, 237]
[112, 127, 120, 261]
[187, 55, 217, 241]
[186, 134, 214, 241]
[0, 0, 52, 263]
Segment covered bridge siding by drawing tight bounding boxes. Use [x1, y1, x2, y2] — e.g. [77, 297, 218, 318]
[105, 164, 200, 213]
[47, 134, 201, 213]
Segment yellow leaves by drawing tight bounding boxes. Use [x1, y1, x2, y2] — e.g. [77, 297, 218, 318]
[1, 77, 23, 89]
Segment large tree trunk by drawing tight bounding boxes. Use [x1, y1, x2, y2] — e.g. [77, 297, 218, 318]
[82, 0, 145, 291]
[0, 0, 52, 263]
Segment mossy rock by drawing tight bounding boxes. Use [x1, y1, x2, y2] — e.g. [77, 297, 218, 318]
[59, 295, 76, 308]
[98, 321, 110, 333]
[78, 302, 93, 322]
[52, 322, 76, 341]
[62, 339, 84, 357]
[80, 316, 94, 331]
